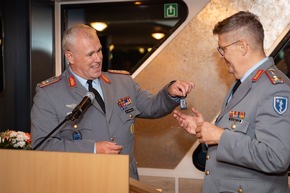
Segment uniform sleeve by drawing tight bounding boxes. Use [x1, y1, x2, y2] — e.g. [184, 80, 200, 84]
[132, 78, 179, 118]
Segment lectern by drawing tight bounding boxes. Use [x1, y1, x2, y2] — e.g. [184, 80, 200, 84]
[0, 149, 160, 193]
[0, 149, 129, 193]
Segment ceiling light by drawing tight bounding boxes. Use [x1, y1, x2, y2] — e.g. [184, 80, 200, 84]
[139, 47, 145, 54]
[90, 22, 108, 32]
[109, 44, 115, 51]
[151, 32, 165, 40]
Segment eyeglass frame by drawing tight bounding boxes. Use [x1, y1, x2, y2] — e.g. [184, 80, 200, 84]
[217, 40, 241, 57]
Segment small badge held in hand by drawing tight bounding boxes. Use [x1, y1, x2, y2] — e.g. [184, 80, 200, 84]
[180, 96, 187, 110]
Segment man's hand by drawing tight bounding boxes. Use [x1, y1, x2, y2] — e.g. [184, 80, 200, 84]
[168, 80, 194, 97]
[196, 122, 224, 145]
[95, 141, 123, 154]
[173, 107, 204, 134]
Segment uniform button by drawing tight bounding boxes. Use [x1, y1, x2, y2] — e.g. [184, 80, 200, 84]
[237, 186, 243, 193]
[206, 155, 210, 160]
[205, 170, 210, 175]
[231, 124, 236, 129]
[129, 114, 133, 118]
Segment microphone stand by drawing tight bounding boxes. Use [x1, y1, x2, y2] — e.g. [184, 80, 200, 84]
[32, 113, 74, 150]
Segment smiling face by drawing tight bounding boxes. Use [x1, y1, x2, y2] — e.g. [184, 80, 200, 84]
[65, 29, 103, 80]
[212, 12, 267, 80]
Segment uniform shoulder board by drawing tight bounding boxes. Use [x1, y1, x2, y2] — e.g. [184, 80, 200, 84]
[265, 68, 284, 85]
[108, 69, 130, 75]
[37, 76, 61, 88]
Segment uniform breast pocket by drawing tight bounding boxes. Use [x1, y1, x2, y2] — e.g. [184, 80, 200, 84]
[226, 119, 249, 134]
[59, 127, 94, 140]
[118, 105, 140, 123]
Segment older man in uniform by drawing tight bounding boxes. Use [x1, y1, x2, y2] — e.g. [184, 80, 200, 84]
[31, 24, 194, 180]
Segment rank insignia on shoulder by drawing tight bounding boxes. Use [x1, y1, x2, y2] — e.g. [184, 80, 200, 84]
[37, 76, 61, 88]
[108, 69, 130, 75]
[265, 68, 284, 85]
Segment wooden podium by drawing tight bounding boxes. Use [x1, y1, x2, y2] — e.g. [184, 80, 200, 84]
[0, 149, 160, 193]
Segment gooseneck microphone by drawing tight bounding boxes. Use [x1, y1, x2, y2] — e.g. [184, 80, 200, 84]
[33, 92, 95, 150]
[70, 92, 95, 121]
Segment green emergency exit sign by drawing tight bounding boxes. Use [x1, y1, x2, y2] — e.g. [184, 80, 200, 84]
[164, 3, 178, 18]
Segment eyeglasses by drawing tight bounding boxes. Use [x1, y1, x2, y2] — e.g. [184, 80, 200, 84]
[217, 40, 241, 57]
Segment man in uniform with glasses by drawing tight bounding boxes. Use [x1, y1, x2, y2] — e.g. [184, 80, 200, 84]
[173, 11, 290, 193]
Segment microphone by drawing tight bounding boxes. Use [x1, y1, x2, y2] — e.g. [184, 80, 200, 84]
[69, 92, 95, 121]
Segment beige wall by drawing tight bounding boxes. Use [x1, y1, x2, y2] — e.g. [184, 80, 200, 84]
[134, 0, 290, 170]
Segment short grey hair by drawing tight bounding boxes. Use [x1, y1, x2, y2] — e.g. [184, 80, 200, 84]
[213, 11, 264, 50]
[62, 24, 97, 52]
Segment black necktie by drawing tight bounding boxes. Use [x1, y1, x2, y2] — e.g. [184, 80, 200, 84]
[232, 79, 241, 96]
[87, 80, 105, 113]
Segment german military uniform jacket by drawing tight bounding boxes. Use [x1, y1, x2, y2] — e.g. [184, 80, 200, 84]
[202, 57, 290, 193]
[31, 68, 179, 179]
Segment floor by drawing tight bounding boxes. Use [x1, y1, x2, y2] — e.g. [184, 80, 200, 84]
[139, 176, 290, 193]
[139, 176, 203, 193]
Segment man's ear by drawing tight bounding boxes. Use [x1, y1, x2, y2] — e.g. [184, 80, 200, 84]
[65, 51, 74, 64]
[239, 40, 248, 56]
